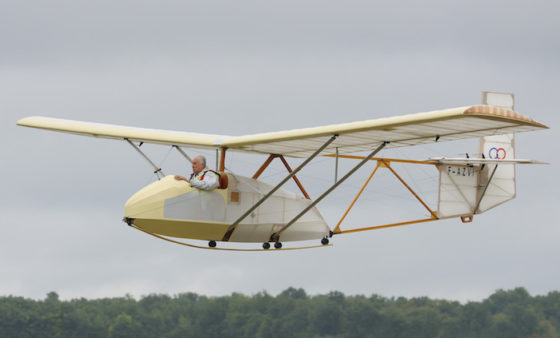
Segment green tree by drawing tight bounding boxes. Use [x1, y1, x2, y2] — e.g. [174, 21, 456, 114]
[108, 313, 143, 338]
[1, 287, 560, 337]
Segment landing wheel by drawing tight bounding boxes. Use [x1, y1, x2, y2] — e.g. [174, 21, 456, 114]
[321, 237, 329, 245]
[274, 242, 282, 249]
[208, 240, 217, 248]
[262, 242, 271, 250]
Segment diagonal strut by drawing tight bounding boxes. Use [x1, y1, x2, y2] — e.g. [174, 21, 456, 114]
[221, 134, 338, 241]
[271, 141, 388, 241]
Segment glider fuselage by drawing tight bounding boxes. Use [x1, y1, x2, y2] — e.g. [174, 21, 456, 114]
[124, 174, 330, 243]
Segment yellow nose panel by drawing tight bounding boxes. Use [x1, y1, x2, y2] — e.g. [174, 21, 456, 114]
[132, 218, 230, 241]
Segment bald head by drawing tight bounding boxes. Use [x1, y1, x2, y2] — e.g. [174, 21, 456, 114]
[192, 155, 206, 174]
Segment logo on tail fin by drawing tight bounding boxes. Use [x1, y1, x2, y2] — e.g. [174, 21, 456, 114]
[489, 147, 506, 159]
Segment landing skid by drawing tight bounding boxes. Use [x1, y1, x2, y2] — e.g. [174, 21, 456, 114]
[129, 224, 333, 251]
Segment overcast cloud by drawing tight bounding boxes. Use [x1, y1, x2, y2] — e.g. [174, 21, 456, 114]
[1, 0, 558, 302]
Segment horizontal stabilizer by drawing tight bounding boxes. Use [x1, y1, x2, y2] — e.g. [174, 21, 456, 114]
[428, 157, 548, 165]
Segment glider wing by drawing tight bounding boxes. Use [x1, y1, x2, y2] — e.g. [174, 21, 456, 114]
[17, 116, 228, 149]
[18, 105, 547, 157]
[221, 105, 547, 157]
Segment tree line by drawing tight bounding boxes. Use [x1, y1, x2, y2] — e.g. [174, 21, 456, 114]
[1, 287, 559, 337]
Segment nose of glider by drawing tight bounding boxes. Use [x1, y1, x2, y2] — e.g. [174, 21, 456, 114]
[124, 175, 193, 220]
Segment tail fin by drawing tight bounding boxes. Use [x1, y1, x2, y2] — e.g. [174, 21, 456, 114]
[476, 92, 516, 213]
[475, 133, 516, 213]
[437, 92, 516, 218]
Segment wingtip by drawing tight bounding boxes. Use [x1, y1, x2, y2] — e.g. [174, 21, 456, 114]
[16, 116, 46, 127]
[464, 105, 549, 129]
[16, 116, 33, 126]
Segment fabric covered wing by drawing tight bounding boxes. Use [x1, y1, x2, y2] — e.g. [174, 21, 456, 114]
[18, 105, 547, 157]
[220, 105, 547, 157]
[17, 116, 228, 149]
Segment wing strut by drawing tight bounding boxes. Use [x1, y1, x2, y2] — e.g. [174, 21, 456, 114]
[271, 141, 388, 242]
[126, 138, 165, 179]
[222, 135, 338, 241]
[474, 164, 499, 214]
[335, 147, 339, 183]
[173, 145, 193, 163]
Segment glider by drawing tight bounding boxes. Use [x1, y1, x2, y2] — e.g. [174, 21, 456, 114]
[17, 103, 548, 250]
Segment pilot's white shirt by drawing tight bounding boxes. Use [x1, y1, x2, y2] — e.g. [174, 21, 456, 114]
[190, 168, 219, 191]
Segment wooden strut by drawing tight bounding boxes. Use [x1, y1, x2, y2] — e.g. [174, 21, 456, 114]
[252, 154, 277, 179]
[381, 159, 437, 218]
[336, 217, 439, 235]
[333, 156, 438, 235]
[251, 154, 311, 199]
[130, 224, 332, 251]
[278, 155, 311, 199]
[219, 147, 227, 172]
[333, 163, 381, 233]
[273, 142, 388, 241]
[324, 154, 438, 166]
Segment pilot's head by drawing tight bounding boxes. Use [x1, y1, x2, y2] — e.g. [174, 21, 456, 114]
[192, 155, 206, 175]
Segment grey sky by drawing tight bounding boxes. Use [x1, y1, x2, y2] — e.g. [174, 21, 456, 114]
[1, 0, 558, 302]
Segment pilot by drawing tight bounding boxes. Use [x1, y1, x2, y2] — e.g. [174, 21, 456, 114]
[174, 155, 219, 191]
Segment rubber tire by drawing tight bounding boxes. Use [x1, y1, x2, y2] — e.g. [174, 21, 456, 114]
[321, 238, 329, 245]
[262, 242, 271, 250]
[209, 240, 217, 248]
[274, 242, 282, 249]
